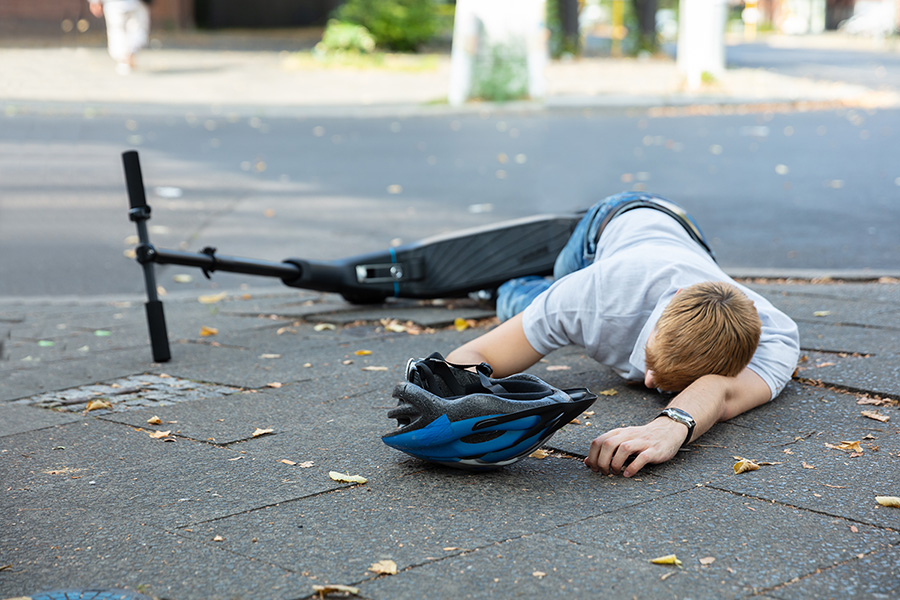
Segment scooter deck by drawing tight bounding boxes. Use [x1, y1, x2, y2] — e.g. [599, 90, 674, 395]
[283, 213, 581, 303]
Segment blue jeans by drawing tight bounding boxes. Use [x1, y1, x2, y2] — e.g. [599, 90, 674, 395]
[495, 192, 708, 321]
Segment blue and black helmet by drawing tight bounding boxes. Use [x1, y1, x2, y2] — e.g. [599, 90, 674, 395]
[382, 353, 597, 469]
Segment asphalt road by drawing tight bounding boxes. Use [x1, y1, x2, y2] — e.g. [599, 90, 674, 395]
[1, 103, 898, 298]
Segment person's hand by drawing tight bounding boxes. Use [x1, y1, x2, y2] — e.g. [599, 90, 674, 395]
[89, 2, 103, 18]
[584, 417, 686, 477]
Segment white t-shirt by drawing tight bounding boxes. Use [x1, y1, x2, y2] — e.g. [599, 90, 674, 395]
[522, 209, 800, 399]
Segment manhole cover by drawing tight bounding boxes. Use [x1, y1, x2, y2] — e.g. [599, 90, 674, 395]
[24, 589, 152, 600]
[14, 374, 239, 413]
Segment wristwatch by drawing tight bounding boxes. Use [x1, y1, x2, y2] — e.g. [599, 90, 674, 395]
[657, 407, 696, 448]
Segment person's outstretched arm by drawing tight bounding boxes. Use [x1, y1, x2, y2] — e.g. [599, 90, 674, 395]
[446, 312, 544, 377]
[584, 367, 771, 477]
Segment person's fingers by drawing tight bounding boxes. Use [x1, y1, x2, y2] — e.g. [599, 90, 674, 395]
[622, 450, 652, 478]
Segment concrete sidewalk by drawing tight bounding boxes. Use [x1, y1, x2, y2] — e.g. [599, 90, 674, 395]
[1, 278, 899, 599]
[1, 31, 899, 117]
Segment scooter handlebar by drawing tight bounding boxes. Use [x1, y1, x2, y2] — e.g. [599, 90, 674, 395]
[122, 150, 148, 210]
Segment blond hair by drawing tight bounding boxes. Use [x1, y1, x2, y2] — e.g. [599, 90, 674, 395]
[644, 281, 761, 392]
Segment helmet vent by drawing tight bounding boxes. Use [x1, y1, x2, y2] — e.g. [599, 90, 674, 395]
[460, 431, 503, 444]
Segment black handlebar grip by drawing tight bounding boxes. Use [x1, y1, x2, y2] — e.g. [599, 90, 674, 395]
[122, 150, 147, 210]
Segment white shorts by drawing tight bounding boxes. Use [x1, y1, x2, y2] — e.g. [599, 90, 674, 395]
[102, 0, 150, 62]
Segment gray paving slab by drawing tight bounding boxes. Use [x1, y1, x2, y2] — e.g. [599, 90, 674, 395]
[807, 353, 900, 398]
[0, 403, 82, 438]
[0, 514, 313, 600]
[175, 456, 695, 587]
[364, 487, 898, 600]
[768, 544, 900, 600]
[0, 349, 150, 402]
[550, 486, 899, 599]
[798, 321, 900, 355]
[0, 418, 341, 528]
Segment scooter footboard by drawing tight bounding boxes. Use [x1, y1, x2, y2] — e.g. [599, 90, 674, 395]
[282, 213, 580, 303]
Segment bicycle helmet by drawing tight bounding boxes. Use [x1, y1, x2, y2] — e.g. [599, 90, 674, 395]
[382, 353, 597, 469]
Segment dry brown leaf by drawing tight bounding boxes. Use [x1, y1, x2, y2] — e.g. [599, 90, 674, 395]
[252, 427, 274, 438]
[266, 382, 283, 389]
[147, 415, 162, 425]
[826, 440, 863, 453]
[212, 535, 224, 541]
[148, 430, 171, 439]
[532, 571, 547, 579]
[650, 554, 682, 566]
[361, 366, 388, 372]
[329, 471, 367, 484]
[312, 584, 359, 596]
[699, 556, 716, 565]
[861, 410, 890, 422]
[298, 461, 315, 468]
[85, 399, 112, 412]
[198, 292, 228, 304]
[733, 459, 760, 474]
[529, 449, 549, 459]
[314, 323, 337, 331]
[259, 353, 282, 359]
[280, 459, 297, 466]
[200, 325, 218, 337]
[545, 365, 570, 371]
[598, 388, 618, 396]
[660, 571, 677, 581]
[875, 496, 900, 508]
[368, 559, 398, 575]
[802, 462, 816, 469]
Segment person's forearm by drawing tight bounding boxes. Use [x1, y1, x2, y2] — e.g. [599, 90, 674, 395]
[664, 368, 771, 444]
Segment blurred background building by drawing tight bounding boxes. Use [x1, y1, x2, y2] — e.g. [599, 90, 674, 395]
[1, 0, 897, 43]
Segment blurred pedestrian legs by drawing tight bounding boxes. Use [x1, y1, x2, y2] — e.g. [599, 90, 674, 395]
[88, 0, 150, 74]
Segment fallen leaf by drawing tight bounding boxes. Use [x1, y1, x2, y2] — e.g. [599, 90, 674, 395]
[259, 353, 282, 359]
[650, 554, 682, 566]
[280, 459, 297, 466]
[802, 462, 816, 469]
[298, 461, 314, 468]
[598, 388, 618, 396]
[312, 584, 359, 596]
[454, 317, 470, 332]
[443, 547, 458, 551]
[38, 340, 55, 347]
[266, 382, 283, 389]
[369, 559, 398, 575]
[361, 366, 388, 372]
[354, 350, 372, 356]
[93, 330, 111, 337]
[173, 274, 193, 283]
[314, 323, 336, 331]
[875, 496, 900, 508]
[545, 365, 570, 371]
[530, 449, 549, 459]
[569, 417, 582, 425]
[198, 292, 228, 304]
[200, 325, 218, 337]
[329, 471, 367, 485]
[252, 427, 274, 438]
[382, 320, 407, 333]
[826, 440, 863, 453]
[813, 310, 831, 317]
[85, 399, 112, 412]
[861, 410, 890, 422]
[147, 416, 162, 425]
[532, 571, 547, 579]
[783, 448, 794, 455]
[733, 459, 760, 474]
[850, 525, 859, 533]
[699, 556, 716, 565]
[342, 360, 354, 365]
[148, 430, 171, 439]
[212, 535, 224, 542]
